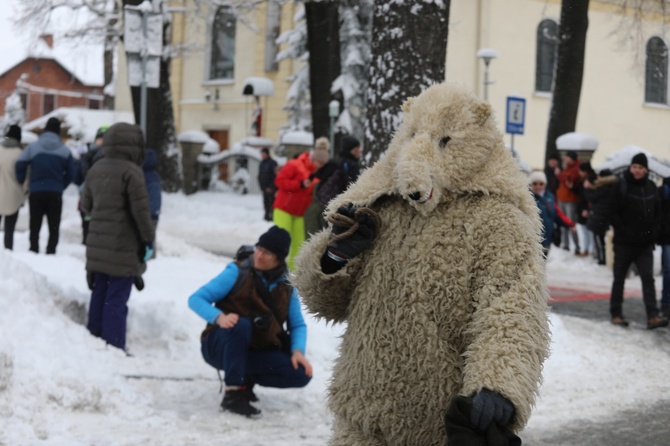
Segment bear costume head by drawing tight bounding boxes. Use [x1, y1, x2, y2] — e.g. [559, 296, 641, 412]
[327, 83, 536, 225]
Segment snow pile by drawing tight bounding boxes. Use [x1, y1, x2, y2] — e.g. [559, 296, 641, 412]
[1, 187, 670, 444]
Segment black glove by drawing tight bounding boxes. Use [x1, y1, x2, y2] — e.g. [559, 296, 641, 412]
[134, 276, 145, 291]
[86, 271, 95, 291]
[328, 203, 376, 260]
[470, 388, 515, 432]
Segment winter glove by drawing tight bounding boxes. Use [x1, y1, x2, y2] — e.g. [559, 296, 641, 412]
[327, 203, 377, 260]
[86, 271, 95, 291]
[143, 243, 154, 262]
[134, 276, 145, 291]
[470, 388, 515, 432]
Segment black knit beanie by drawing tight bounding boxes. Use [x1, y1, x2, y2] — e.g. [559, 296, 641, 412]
[340, 135, 360, 156]
[5, 124, 21, 142]
[45, 117, 61, 135]
[631, 152, 648, 169]
[256, 226, 291, 261]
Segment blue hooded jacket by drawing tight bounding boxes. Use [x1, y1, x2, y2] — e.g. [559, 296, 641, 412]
[16, 131, 74, 193]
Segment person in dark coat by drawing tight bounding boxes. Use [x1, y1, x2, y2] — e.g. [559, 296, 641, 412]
[143, 148, 162, 259]
[313, 135, 363, 212]
[658, 176, 670, 317]
[75, 125, 108, 244]
[585, 169, 617, 265]
[80, 122, 155, 351]
[544, 152, 561, 196]
[258, 148, 277, 221]
[607, 153, 667, 329]
[576, 162, 597, 257]
[529, 171, 574, 257]
[15, 117, 75, 254]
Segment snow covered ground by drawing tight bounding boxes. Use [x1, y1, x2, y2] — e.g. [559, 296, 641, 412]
[2, 187, 670, 445]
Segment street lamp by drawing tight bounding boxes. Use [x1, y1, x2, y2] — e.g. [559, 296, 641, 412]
[476, 48, 499, 102]
[328, 100, 340, 159]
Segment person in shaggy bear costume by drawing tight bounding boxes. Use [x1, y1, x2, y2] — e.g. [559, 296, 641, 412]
[292, 82, 551, 446]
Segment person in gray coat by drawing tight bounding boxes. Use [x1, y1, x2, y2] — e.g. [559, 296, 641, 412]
[80, 122, 155, 351]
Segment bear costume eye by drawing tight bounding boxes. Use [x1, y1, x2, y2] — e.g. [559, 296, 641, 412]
[438, 136, 451, 149]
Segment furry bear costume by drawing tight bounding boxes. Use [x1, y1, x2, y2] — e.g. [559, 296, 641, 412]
[293, 82, 551, 445]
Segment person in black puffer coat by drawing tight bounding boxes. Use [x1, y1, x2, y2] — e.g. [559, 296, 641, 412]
[657, 176, 670, 316]
[607, 153, 667, 329]
[81, 122, 155, 352]
[585, 169, 617, 265]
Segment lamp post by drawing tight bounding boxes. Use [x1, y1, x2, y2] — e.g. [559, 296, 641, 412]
[476, 48, 499, 102]
[328, 100, 340, 159]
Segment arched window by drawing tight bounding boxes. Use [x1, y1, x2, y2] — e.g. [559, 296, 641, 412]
[645, 37, 668, 104]
[535, 19, 558, 93]
[209, 7, 236, 81]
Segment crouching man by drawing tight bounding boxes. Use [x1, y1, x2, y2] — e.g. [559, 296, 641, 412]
[188, 226, 313, 417]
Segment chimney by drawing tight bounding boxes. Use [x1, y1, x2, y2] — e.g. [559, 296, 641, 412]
[40, 34, 53, 48]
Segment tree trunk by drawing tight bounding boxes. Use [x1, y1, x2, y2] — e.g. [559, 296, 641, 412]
[365, 0, 450, 164]
[545, 0, 590, 160]
[103, 1, 118, 110]
[123, 0, 181, 192]
[305, 1, 341, 142]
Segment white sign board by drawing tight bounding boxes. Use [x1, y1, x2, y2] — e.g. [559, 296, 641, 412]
[124, 11, 163, 56]
[127, 54, 161, 88]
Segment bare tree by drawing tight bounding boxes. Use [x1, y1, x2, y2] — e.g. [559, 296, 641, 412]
[545, 0, 590, 159]
[365, 0, 450, 164]
[15, 0, 120, 109]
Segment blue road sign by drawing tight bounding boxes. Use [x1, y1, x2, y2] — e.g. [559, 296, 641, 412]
[506, 96, 526, 135]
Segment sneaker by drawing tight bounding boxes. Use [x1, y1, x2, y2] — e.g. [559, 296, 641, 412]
[611, 316, 629, 327]
[647, 316, 669, 330]
[221, 388, 261, 418]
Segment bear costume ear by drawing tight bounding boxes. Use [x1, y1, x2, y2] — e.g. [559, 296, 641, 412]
[473, 102, 492, 126]
[401, 97, 415, 114]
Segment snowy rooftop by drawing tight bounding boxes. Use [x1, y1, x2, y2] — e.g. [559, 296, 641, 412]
[0, 2, 103, 86]
[596, 145, 670, 178]
[23, 108, 135, 143]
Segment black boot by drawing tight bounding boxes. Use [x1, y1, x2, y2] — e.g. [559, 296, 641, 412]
[244, 378, 259, 402]
[221, 388, 261, 418]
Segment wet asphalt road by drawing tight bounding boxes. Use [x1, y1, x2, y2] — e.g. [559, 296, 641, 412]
[522, 295, 670, 446]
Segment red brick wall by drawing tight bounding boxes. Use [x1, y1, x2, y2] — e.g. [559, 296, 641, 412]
[0, 58, 103, 122]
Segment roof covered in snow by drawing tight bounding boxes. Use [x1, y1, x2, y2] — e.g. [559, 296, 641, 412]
[23, 108, 135, 143]
[556, 132, 599, 151]
[596, 145, 670, 179]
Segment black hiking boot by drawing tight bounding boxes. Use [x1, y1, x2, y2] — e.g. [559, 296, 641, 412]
[221, 388, 261, 418]
[244, 378, 259, 402]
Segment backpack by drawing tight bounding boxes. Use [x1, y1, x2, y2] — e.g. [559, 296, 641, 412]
[227, 245, 254, 296]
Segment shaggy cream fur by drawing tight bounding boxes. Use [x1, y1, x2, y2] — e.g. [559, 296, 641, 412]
[293, 82, 550, 446]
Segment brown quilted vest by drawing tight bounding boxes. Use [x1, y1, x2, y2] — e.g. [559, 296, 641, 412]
[202, 269, 292, 352]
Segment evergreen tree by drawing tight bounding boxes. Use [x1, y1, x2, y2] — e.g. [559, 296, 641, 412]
[3, 92, 26, 130]
[331, 0, 372, 143]
[276, 5, 312, 134]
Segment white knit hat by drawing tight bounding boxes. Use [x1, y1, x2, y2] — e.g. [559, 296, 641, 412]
[528, 170, 547, 185]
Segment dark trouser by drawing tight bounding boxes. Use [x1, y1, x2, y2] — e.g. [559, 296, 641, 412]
[0, 211, 19, 250]
[80, 210, 90, 244]
[262, 189, 275, 221]
[87, 273, 134, 351]
[29, 192, 62, 254]
[201, 317, 311, 389]
[593, 230, 607, 264]
[610, 244, 659, 319]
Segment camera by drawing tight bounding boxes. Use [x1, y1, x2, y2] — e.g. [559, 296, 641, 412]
[252, 314, 272, 331]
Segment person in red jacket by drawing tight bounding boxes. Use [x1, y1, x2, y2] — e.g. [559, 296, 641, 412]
[556, 150, 582, 254]
[273, 141, 329, 269]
